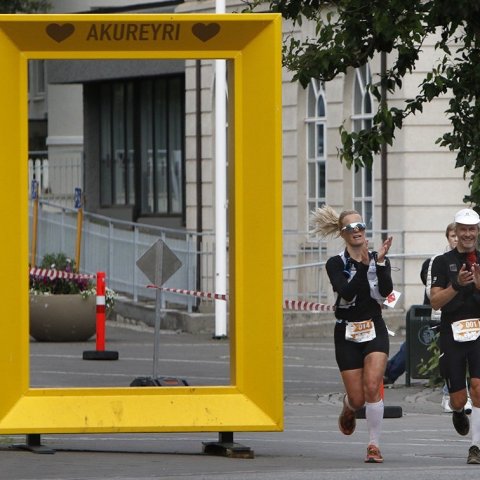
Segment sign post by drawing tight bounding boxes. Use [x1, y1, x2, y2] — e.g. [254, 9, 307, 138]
[74, 187, 83, 272]
[135, 239, 182, 380]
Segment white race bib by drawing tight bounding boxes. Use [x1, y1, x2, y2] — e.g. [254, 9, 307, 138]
[345, 319, 376, 343]
[451, 318, 480, 342]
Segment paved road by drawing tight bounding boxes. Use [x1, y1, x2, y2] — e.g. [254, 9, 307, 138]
[1, 323, 477, 480]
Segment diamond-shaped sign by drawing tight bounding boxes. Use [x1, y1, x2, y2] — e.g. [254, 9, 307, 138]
[136, 239, 182, 286]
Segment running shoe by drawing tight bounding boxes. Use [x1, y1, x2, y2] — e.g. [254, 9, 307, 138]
[441, 394, 452, 413]
[452, 409, 470, 436]
[338, 394, 356, 435]
[467, 445, 480, 464]
[365, 444, 384, 463]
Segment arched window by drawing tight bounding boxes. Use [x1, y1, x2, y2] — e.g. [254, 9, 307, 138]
[351, 64, 373, 228]
[306, 79, 327, 214]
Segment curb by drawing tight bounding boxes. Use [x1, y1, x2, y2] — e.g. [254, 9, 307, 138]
[113, 297, 407, 337]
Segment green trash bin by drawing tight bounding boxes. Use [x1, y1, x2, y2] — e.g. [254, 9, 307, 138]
[405, 304, 438, 386]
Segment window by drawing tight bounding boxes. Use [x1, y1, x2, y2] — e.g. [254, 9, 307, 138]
[352, 64, 373, 229]
[99, 76, 184, 217]
[306, 79, 327, 214]
[28, 60, 46, 98]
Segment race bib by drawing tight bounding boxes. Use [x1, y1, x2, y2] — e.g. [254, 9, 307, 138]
[345, 319, 376, 343]
[451, 319, 480, 342]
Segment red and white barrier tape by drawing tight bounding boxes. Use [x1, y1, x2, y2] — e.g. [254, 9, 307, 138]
[147, 284, 335, 312]
[283, 299, 335, 312]
[29, 267, 95, 281]
[147, 284, 228, 301]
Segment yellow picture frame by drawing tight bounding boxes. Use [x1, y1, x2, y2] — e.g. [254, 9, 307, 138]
[0, 13, 283, 434]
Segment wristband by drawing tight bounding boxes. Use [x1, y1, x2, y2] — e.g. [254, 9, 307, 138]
[376, 260, 386, 267]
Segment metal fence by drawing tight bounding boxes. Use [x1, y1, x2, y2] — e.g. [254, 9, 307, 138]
[29, 201, 215, 312]
[30, 200, 425, 312]
[28, 151, 82, 207]
[27, 153, 419, 312]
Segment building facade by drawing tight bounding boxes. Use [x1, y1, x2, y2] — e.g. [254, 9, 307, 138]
[30, 0, 471, 309]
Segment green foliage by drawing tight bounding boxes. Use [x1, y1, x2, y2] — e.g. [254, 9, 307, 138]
[417, 336, 444, 387]
[40, 252, 74, 271]
[244, 0, 480, 209]
[0, 0, 50, 13]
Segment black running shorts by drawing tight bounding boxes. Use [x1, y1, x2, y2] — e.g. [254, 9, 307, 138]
[334, 317, 389, 372]
[439, 326, 480, 393]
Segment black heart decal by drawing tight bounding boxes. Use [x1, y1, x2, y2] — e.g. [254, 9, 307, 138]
[192, 23, 220, 42]
[46, 23, 75, 43]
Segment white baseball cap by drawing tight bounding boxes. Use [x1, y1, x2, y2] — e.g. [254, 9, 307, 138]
[454, 208, 480, 225]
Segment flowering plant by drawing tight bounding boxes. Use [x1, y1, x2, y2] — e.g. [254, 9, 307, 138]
[29, 252, 116, 312]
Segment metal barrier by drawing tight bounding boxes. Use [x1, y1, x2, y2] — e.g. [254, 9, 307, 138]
[30, 200, 436, 313]
[28, 151, 83, 207]
[29, 200, 211, 312]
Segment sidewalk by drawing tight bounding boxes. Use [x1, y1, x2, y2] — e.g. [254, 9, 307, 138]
[1, 326, 475, 480]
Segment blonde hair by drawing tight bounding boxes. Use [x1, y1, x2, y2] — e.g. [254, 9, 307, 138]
[310, 205, 359, 238]
[445, 222, 455, 237]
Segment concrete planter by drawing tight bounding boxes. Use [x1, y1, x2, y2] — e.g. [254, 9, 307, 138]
[30, 294, 96, 342]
